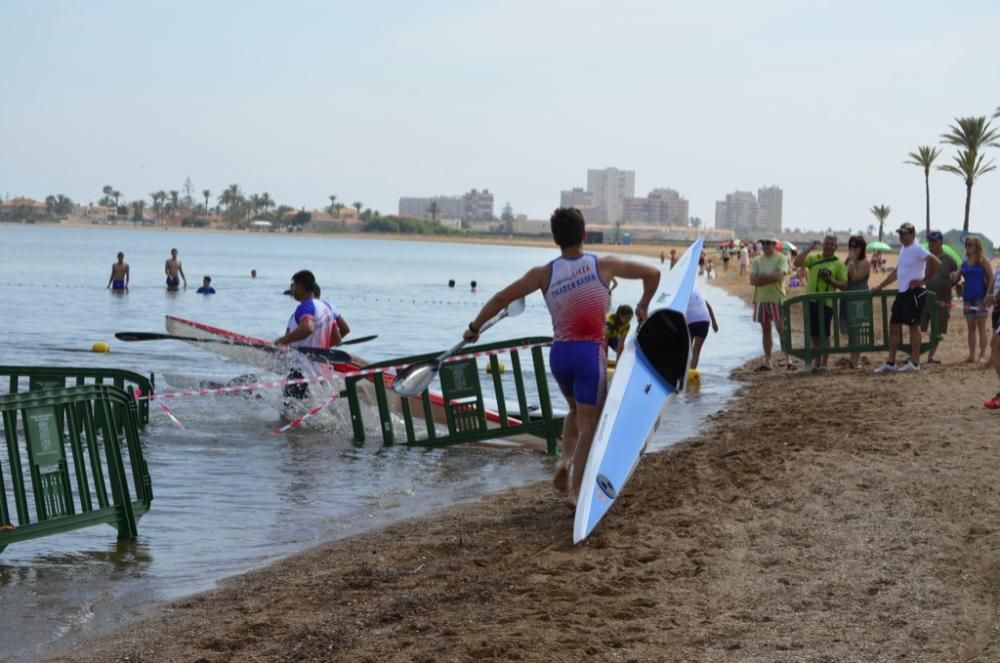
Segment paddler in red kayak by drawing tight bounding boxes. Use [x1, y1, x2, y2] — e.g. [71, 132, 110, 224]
[275, 270, 340, 400]
[462, 207, 661, 505]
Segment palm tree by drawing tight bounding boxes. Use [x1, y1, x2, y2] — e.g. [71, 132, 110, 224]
[202, 189, 211, 212]
[218, 184, 241, 213]
[101, 184, 114, 207]
[54, 194, 73, 215]
[870, 205, 891, 242]
[249, 193, 262, 219]
[940, 116, 1000, 231]
[352, 201, 362, 216]
[131, 200, 145, 225]
[150, 191, 167, 214]
[427, 201, 439, 222]
[169, 190, 180, 212]
[112, 190, 122, 208]
[937, 150, 997, 232]
[904, 146, 941, 235]
[327, 194, 338, 215]
[258, 192, 274, 215]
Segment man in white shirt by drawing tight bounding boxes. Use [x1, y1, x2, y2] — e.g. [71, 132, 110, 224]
[872, 222, 941, 373]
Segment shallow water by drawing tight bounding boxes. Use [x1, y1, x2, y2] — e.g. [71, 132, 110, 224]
[0, 225, 757, 660]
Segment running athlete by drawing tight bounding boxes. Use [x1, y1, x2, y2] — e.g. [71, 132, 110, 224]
[275, 270, 337, 400]
[463, 207, 661, 504]
[108, 251, 129, 292]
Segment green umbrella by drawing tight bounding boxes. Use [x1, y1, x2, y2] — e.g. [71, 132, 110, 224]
[921, 241, 962, 264]
[867, 241, 892, 251]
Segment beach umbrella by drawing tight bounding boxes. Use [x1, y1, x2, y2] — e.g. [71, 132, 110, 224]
[920, 241, 962, 264]
[779, 240, 797, 253]
[867, 241, 892, 251]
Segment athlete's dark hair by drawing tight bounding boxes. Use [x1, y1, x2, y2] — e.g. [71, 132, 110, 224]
[313, 284, 322, 297]
[550, 207, 586, 248]
[616, 304, 633, 320]
[291, 270, 317, 292]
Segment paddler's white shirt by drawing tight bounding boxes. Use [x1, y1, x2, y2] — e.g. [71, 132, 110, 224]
[285, 298, 336, 349]
[686, 289, 710, 324]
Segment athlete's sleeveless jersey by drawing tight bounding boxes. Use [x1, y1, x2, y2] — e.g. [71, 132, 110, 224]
[286, 298, 337, 349]
[543, 254, 609, 343]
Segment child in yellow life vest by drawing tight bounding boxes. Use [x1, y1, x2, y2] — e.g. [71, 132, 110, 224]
[604, 304, 633, 360]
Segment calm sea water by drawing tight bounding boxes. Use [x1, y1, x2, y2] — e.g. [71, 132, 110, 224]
[0, 225, 757, 660]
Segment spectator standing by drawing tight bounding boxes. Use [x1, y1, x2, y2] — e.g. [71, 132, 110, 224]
[738, 245, 750, 277]
[839, 235, 873, 368]
[921, 230, 959, 364]
[749, 237, 790, 371]
[958, 235, 994, 363]
[793, 235, 848, 372]
[872, 222, 940, 373]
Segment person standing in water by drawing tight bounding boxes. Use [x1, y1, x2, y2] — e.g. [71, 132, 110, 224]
[165, 248, 186, 290]
[686, 288, 718, 371]
[107, 251, 129, 292]
[462, 207, 661, 505]
[275, 270, 336, 400]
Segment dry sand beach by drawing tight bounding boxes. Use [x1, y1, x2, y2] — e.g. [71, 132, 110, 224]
[48, 248, 1000, 663]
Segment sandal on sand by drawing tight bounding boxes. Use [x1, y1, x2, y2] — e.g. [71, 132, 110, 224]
[926, 357, 941, 364]
[754, 364, 773, 372]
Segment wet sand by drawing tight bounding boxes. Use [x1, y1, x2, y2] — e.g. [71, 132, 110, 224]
[49, 257, 1000, 662]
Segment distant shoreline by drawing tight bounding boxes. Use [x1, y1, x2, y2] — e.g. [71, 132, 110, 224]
[16, 218, 689, 260]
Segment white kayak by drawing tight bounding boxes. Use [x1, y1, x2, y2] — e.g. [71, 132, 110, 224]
[573, 237, 704, 543]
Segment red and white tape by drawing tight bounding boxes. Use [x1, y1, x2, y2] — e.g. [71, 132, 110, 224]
[273, 393, 343, 434]
[136, 341, 550, 403]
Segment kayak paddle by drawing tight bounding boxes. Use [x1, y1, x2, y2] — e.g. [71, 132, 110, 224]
[391, 297, 525, 398]
[114, 332, 351, 363]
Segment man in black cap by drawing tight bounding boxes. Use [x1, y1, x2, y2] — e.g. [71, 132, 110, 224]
[920, 230, 959, 363]
[872, 222, 941, 373]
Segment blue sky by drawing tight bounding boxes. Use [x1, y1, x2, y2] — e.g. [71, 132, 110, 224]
[2, 1, 999, 239]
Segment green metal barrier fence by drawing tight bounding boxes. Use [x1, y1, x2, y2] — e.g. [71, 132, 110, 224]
[344, 336, 563, 455]
[0, 366, 154, 428]
[779, 290, 941, 365]
[0, 385, 153, 553]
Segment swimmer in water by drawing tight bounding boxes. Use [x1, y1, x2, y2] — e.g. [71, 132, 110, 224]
[165, 248, 186, 290]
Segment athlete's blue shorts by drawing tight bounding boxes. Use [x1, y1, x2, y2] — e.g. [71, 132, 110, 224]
[549, 341, 605, 406]
[166, 276, 180, 288]
[111, 279, 126, 291]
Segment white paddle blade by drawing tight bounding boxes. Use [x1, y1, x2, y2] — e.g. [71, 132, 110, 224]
[506, 297, 526, 318]
[392, 364, 438, 398]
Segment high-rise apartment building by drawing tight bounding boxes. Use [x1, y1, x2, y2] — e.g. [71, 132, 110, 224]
[622, 188, 689, 226]
[398, 188, 494, 222]
[462, 189, 494, 222]
[714, 186, 783, 235]
[757, 186, 783, 233]
[560, 187, 595, 208]
[586, 167, 635, 224]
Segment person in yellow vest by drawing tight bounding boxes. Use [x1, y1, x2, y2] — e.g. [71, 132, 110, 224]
[604, 304, 633, 360]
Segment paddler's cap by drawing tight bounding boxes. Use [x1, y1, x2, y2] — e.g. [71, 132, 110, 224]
[927, 230, 944, 241]
[896, 222, 916, 235]
[759, 236, 778, 244]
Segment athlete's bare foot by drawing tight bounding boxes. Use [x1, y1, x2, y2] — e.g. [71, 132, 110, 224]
[552, 460, 570, 493]
[564, 492, 577, 509]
